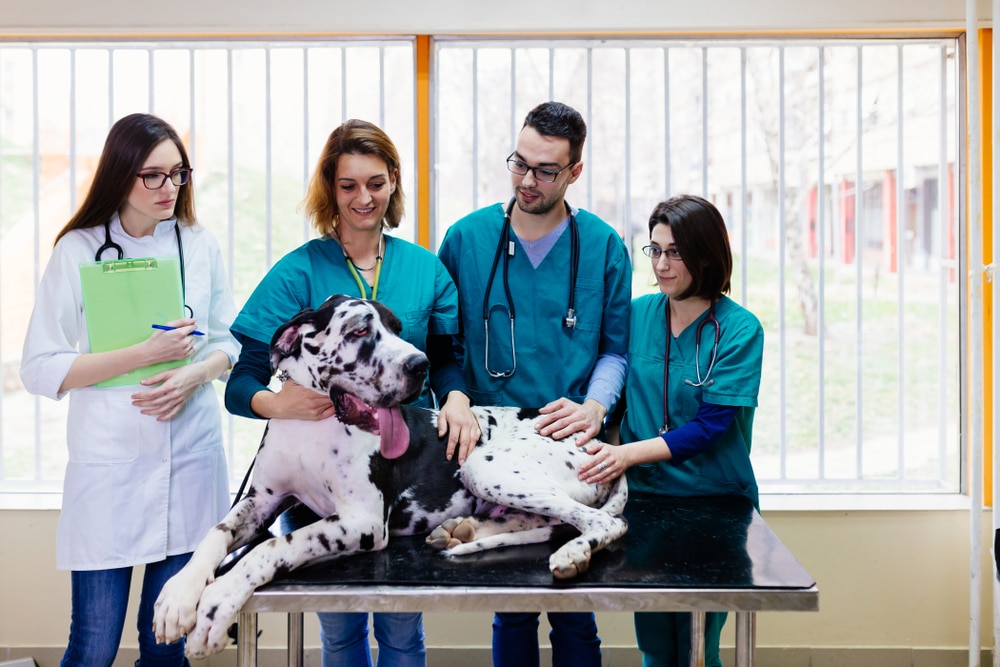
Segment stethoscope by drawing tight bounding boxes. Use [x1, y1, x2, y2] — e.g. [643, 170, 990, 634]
[482, 197, 580, 378]
[659, 298, 721, 434]
[95, 220, 194, 318]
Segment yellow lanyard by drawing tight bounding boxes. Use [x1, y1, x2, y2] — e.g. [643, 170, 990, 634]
[346, 255, 382, 301]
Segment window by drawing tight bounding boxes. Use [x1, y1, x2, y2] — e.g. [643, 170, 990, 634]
[0, 39, 416, 491]
[432, 37, 962, 494]
[0, 34, 962, 496]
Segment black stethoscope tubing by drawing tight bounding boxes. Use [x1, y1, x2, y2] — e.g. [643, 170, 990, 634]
[95, 220, 193, 317]
[483, 198, 580, 328]
[660, 298, 721, 434]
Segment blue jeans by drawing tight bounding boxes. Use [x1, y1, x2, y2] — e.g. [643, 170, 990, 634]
[61, 554, 192, 667]
[492, 612, 601, 667]
[634, 611, 727, 667]
[317, 612, 425, 667]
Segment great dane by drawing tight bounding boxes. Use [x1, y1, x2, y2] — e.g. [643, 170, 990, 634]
[152, 294, 628, 658]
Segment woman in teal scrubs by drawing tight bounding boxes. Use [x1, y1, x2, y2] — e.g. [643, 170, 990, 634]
[578, 194, 765, 667]
[225, 119, 461, 667]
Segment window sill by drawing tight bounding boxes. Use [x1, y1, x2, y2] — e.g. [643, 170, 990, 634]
[0, 490, 974, 513]
[760, 492, 972, 512]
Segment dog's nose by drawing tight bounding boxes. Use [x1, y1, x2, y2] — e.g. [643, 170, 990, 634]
[404, 353, 429, 377]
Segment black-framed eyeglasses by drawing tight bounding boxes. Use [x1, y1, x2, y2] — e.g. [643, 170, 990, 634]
[505, 152, 575, 183]
[137, 168, 193, 190]
[641, 245, 683, 262]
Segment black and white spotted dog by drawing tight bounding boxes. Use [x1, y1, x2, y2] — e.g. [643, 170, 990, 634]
[152, 294, 628, 658]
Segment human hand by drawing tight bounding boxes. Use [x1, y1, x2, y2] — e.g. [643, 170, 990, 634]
[438, 392, 482, 465]
[577, 441, 626, 485]
[265, 379, 338, 421]
[536, 397, 607, 444]
[144, 317, 198, 364]
[132, 363, 205, 421]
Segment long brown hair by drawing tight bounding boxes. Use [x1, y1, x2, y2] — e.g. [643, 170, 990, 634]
[302, 119, 405, 238]
[54, 113, 196, 246]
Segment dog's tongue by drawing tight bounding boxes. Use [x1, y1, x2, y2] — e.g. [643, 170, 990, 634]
[377, 407, 410, 459]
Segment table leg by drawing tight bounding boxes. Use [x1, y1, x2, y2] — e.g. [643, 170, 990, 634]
[237, 612, 258, 667]
[288, 612, 304, 667]
[689, 611, 706, 667]
[734, 612, 756, 667]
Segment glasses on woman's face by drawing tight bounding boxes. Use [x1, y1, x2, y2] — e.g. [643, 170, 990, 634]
[641, 245, 683, 262]
[137, 168, 193, 190]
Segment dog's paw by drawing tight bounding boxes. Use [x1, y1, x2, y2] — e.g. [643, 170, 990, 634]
[550, 538, 592, 579]
[426, 517, 479, 550]
[183, 576, 250, 658]
[153, 570, 209, 645]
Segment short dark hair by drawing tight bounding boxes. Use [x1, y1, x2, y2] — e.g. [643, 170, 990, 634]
[522, 101, 587, 164]
[648, 194, 732, 300]
[303, 119, 405, 237]
[55, 113, 195, 245]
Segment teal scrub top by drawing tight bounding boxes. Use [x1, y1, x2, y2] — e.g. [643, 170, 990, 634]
[621, 293, 764, 506]
[231, 235, 459, 406]
[438, 202, 631, 409]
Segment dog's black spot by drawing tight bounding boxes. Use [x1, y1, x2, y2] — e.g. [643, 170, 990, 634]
[564, 460, 574, 470]
[516, 407, 542, 421]
[360, 533, 375, 551]
[484, 455, 494, 462]
[317, 533, 332, 552]
[206, 604, 219, 621]
[487, 415, 498, 427]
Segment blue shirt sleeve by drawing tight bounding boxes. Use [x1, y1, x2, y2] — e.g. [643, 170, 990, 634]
[586, 352, 627, 415]
[661, 402, 739, 464]
[224, 334, 273, 419]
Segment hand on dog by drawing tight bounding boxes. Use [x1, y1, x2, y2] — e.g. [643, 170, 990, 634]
[253, 379, 338, 421]
[577, 441, 625, 484]
[536, 397, 606, 444]
[438, 391, 482, 464]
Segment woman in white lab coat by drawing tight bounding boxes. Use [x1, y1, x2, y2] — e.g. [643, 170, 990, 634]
[20, 113, 240, 667]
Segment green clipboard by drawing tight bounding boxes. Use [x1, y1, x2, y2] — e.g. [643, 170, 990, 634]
[79, 256, 189, 387]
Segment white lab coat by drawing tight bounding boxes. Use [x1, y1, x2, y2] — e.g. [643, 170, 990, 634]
[20, 215, 240, 571]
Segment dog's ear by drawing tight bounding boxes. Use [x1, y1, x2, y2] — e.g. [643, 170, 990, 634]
[270, 323, 305, 373]
[370, 300, 403, 335]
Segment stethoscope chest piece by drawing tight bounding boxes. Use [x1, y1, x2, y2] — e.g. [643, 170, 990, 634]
[482, 198, 581, 377]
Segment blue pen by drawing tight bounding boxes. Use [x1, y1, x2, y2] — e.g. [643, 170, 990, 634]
[151, 323, 205, 336]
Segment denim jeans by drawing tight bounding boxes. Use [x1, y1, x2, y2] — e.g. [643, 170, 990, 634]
[634, 611, 727, 667]
[317, 612, 425, 667]
[492, 612, 601, 667]
[61, 553, 192, 667]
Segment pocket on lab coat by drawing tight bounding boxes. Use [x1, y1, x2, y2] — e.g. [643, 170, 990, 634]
[67, 390, 140, 464]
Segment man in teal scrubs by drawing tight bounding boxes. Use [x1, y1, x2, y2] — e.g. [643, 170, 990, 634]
[436, 101, 632, 667]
